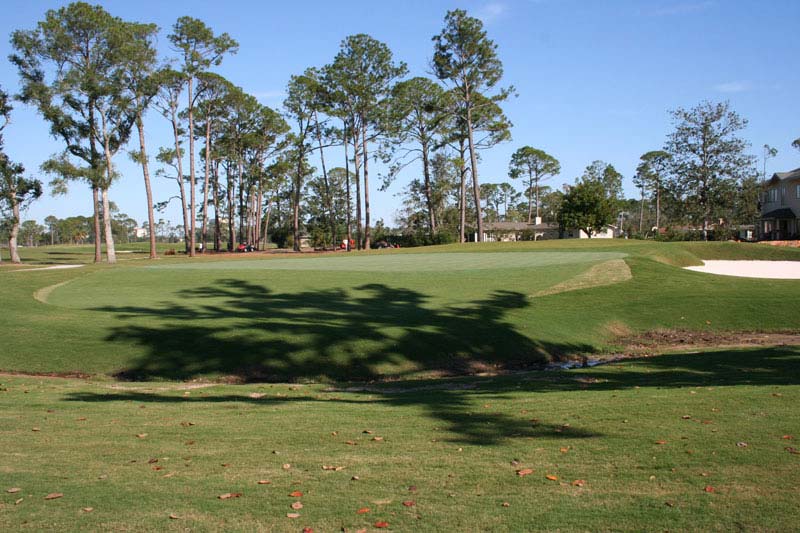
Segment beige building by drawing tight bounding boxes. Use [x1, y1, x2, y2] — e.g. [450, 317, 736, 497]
[760, 168, 800, 240]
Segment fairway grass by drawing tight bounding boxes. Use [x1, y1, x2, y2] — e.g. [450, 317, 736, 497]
[2, 241, 800, 530]
[2, 240, 800, 380]
[1, 347, 798, 531]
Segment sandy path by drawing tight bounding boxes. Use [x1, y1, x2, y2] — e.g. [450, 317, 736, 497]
[685, 260, 800, 279]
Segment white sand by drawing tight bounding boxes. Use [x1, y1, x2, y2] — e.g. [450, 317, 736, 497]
[685, 260, 800, 279]
[9, 264, 84, 272]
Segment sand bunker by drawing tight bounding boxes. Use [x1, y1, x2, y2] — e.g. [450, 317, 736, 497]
[685, 260, 800, 279]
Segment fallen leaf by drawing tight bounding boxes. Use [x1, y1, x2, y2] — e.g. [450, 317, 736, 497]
[402, 500, 415, 507]
[180, 421, 195, 427]
[162, 472, 175, 478]
[372, 436, 384, 442]
[257, 480, 271, 485]
[345, 440, 357, 446]
[664, 501, 675, 507]
[786, 447, 800, 455]
[374, 522, 389, 528]
[772, 393, 783, 397]
[77, 417, 87, 421]
[704, 486, 715, 493]
[282, 463, 291, 470]
[302, 528, 313, 533]
[545, 474, 558, 481]
[82, 507, 93, 513]
[218, 493, 242, 500]
[363, 430, 373, 434]
[736, 442, 748, 448]
[516, 468, 534, 477]
[291, 501, 303, 510]
[501, 502, 510, 507]
[32, 427, 40, 432]
[15, 498, 23, 505]
[559, 447, 570, 453]
[351, 475, 360, 481]
[45, 493, 63, 500]
[7, 488, 21, 494]
[655, 440, 667, 445]
[331, 431, 338, 436]
[322, 465, 345, 471]
[781, 435, 793, 440]
[408, 485, 417, 492]
[286, 513, 300, 519]
[152, 466, 163, 471]
[356, 507, 370, 514]
[136, 433, 147, 439]
[169, 514, 179, 520]
[571, 480, 585, 487]
[148, 458, 159, 464]
[289, 490, 304, 497]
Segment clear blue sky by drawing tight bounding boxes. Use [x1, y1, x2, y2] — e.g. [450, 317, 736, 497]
[1, 0, 798, 227]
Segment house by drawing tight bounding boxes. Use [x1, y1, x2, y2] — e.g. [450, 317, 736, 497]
[134, 227, 149, 239]
[759, 168, 800, 240]
[481, 221, 560, 242]
[563, 224, 621, 239]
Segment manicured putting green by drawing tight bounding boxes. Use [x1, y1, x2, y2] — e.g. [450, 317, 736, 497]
[146, 251, 627, 272]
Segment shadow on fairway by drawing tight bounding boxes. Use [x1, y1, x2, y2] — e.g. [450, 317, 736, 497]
[97, 278, 591, 383]
[65, 346, 799, 444]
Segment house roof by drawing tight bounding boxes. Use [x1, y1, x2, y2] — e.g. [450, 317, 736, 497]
[761, 207, 797, 219]
[769, 168, 800, 183]
[484, 221, 558, 231]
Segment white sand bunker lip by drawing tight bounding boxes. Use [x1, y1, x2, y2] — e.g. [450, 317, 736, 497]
[685, 260, 800, 279]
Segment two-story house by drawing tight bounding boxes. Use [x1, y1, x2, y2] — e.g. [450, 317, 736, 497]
[760, 168, 800, 240]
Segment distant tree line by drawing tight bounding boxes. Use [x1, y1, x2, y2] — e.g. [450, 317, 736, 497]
[1, 2, 797, 263]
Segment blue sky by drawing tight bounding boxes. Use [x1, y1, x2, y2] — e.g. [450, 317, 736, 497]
[1, 0, 798, 227]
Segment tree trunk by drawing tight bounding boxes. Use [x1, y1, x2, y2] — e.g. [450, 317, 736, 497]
[100, 111, 117, 264]
[262, 197, 272, 249]
[187, 78, 196, 257]
[352, 125, 363, 249]
[465, 104, 483, 242]
[170, 111, 190, 254]
[459, 139, 467, 243]
[292, 158, 302, 253]
[238, 161, 246, 245]
[136, 115, 157, 259]
[92, 187, 102, 263]
[655, 180, 661, 231]
[227, 163, 235, 252]
[421, 141, 437, 237]
[314, 110, 336, 246]
[100, 188, 117, 264]
[638, 185, 645, 233]
[361, 120, 371, 250]
[9, 191, 20, 263]
[344, 121, 352, 249]
[201, 119, 212, 253]
[213, 160, 221, 252]
[526, 174, 534, 224]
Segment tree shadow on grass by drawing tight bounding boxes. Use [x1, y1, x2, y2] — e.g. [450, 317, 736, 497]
[64, 346, 799, 445]
[98, 279, 591, 383]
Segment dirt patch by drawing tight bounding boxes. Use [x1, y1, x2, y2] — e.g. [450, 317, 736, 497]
[617, 330, 800, 354]
[534, 259, 632, 297]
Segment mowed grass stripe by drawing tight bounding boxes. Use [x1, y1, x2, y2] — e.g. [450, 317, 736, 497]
[144, 251, 628, 272]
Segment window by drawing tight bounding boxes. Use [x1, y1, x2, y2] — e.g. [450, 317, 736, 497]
[767, 188, 778, 203]
[796, 184, 800, 199]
